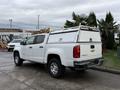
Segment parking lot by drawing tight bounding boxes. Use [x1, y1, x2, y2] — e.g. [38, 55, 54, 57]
[0, 51, 120, 90]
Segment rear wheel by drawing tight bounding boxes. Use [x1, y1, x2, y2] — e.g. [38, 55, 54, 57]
[47, 58, 65, 78]
[14, 52, 23, 66]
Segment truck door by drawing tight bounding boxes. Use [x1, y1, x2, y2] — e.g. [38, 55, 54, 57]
[32, 35, 45, 63]
[22, 36, 36, 60]
[78, 30, 102, 61]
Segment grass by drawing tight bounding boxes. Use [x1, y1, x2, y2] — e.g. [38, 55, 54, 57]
[103, 50, 120, 70]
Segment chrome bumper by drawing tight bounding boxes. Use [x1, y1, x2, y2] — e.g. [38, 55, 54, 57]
[74, 58, 104, 68]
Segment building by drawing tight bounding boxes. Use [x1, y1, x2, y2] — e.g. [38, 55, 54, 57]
[0, 28, 31, 43]
[0, 28, 51, 48]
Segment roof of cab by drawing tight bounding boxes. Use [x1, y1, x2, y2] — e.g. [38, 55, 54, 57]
[31, 33, 49, 37]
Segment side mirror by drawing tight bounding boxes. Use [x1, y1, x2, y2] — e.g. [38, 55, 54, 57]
[20, 41, 26, 45]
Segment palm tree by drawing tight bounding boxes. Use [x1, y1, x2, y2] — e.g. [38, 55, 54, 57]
[98, 12, 118, 49]
[87, 12, 97, 27]
[64, 12, 88, 28]
[64, 12, 97, 28]
[64, 20, 75, 28]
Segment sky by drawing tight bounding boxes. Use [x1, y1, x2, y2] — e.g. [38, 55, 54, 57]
[0, 0, 120, 29]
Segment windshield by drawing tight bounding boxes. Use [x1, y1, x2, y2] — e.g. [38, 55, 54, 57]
[11, 39, 22, 43]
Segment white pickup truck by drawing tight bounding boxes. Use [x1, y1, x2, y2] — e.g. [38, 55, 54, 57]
[13, 25, 103, 78]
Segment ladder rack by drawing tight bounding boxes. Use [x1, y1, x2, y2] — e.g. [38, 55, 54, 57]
[64, 24, 98, 31]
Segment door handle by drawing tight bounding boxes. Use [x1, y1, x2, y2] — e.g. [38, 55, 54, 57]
[29, 46, 32, 48]
[90, 45, 95, 49]
[39, 46, 43, 48]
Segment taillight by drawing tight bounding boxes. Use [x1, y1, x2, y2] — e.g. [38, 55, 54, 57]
[73, 45, 80, 58]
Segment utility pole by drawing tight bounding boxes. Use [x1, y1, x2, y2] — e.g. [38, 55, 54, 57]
[9, 19, 12, 28]
[118, 24, 120, 46]
[118, 31, 120, 46]
[37, 15, 40, 30]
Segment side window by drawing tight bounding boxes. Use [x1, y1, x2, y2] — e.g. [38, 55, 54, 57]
[26, 36, 35, 45]
[34, 35, 45, 44]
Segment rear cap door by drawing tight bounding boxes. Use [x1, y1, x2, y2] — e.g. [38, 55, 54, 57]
[78, 29, 102, 61]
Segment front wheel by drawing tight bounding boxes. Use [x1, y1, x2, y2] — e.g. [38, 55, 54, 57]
[8, 48, 12, 52]
[14, 53, 23, 66]
[47, 58, 65, 78]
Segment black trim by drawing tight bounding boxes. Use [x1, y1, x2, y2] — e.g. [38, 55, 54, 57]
[50, 30, 78, 35]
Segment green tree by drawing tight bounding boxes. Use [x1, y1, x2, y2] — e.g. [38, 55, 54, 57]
[64, 12, 97, 28]
[87, 12, 97, 27]
[64, 12, 88, 28]
[98, 12, 118, 49]
[105, 12, 118, 32]
[98, 19, 107, 49]
[64, 20, 75, 28]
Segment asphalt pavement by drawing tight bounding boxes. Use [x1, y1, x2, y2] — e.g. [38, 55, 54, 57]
[0, 51, 120, 90]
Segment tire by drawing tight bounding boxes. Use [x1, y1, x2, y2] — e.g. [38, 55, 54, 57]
[47, 58, 65, 78]
[8, 48, 11, 52]
[14, 52, 23, 66]
[8, 48, 13, 52]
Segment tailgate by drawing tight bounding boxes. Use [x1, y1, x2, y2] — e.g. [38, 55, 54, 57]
[78, 30, 102, 61]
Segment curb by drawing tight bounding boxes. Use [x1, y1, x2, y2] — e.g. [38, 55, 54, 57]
[90, 66, 120, 75]
[0, 49, 7, 52]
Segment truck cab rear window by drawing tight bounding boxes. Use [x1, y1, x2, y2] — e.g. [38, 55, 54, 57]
[35, 35, 45, 44]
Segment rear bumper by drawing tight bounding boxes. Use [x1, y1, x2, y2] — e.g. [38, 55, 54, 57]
[7, 45, 15, 49]
[8, 47, 14, 49]
[7, 47, 14, 51]
[7, 46, 15, 49]
[73, 58, 104, 69]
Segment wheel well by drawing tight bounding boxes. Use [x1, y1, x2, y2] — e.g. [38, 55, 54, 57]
[13, 51, 19, 57]
[47, 54, 61, 64]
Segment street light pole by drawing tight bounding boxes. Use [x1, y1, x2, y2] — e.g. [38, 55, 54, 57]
[118, 24, 120, 46]
[119, 32, 120, 46]
[38, 15, 40, 30]
[9, 19, 12, 28]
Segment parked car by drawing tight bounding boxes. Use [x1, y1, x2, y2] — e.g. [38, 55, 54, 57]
[7, 39, 22, 52]
[13, 25, 103, 78]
